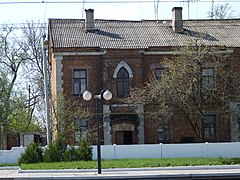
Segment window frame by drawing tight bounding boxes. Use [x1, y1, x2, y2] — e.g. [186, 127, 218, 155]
[156, 114, 170, 143]
[204, 115, 217, 142]
[116, 67, 130, 98]
[73, 69, 87, 96]
[202, 67, 215, 88]
[155, 67, 164, 79]
[73, 117, 89, 145]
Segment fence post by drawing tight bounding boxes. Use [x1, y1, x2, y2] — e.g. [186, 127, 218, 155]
[205, 142, 209, 158]
[160, 143, 163, 158]
[113, 144, 116, 159]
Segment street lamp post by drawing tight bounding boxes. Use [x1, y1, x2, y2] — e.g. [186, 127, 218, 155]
[82, 89, 112, 174]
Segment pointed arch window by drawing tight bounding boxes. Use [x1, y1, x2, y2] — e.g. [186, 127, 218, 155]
[117, 67, 130, 98]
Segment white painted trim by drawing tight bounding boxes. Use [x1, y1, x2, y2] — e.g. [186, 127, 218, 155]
[218, 49, 234, 54]
[113, 61, 133, 78]
[140, 51, 182, 55]
[54, 51, 106, 56]
[140, 49, 234, 55]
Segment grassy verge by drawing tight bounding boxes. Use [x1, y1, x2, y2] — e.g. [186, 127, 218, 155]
[19, 157, 228, 170]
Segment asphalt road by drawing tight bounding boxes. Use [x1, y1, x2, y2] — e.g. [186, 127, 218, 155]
[2, 165, 240, 179]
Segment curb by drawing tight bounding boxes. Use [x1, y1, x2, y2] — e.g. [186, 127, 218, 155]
[18, 165, 240, 174]
[0, 166, 20, 170]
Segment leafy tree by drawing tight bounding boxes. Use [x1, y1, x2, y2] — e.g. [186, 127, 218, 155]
[8, 94, 43, 133]
[51, 92, 93, 145]
[0, 25, 30, 149]
[0, 22, 46, 149]
[129, 42, 235, 142]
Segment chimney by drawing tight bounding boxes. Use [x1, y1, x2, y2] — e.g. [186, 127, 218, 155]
[172, 7, 183, 33]
[85, 9, 95, 32]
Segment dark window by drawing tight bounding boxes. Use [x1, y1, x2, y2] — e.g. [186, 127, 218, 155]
[155, 68, 164, 79]
[117, 67, 130, 98]
[74, 117, 88, 144]
[157, 116, 170, 143]
[204, 115, 216, 142]
[202, 68, 215, 88]
[73, 69, 87, 95]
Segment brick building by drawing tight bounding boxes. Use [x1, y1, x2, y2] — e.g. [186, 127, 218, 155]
[48, 7, 240, 145]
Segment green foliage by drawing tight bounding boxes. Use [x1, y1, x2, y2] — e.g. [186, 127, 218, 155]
[20, 157, 226, 170]
[63, 135, 92, 161]
[9, 94, 43, 133]
[18, 141, 43, 164]
[43, 134, 66, 162]
[64, 146, 77, 161]
[19, 133, 92, 164]
[77, 135, 92, 161]
[129, 44, 233, 142]
[220, 157, 240, 165]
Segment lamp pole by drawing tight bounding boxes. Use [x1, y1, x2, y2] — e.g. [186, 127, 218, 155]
[82, 89, 112, 174]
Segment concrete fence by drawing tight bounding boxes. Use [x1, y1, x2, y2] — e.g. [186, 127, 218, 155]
[0, 147, 26, 164]
[93, 142, 240, 160]
[1, 142, 240, 164]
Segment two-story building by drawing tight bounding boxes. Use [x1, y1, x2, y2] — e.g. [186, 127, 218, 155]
[48, 7, 240, 145]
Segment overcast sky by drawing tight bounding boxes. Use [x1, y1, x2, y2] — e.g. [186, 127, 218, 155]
[0, 0, 239, 24]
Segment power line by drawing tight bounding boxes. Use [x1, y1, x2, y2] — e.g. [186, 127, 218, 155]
[0, 0, 240, 4]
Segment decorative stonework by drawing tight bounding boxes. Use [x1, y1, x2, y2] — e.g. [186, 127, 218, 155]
[113, 61, 133, 78]
[230, 102, 240, 142]
[103, 104, 144, 144]
[54, 54, 63, 92]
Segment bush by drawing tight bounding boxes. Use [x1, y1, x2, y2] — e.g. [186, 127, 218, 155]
[77, 135, 92, 161]
[64, 135, 92, 161]
[19, 133, 92, 164]
[18, 141, 43, 164]
[43, 134, 66, 162]
[64, 146, 77, 161]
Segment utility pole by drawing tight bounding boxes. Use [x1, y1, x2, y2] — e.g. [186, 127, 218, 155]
[154, 0, 160, 20]
[82, 0, 86, 19]
[211, 0, 214, 19]
[42, 35, 51, 145]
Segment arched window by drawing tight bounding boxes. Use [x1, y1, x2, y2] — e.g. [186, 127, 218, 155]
[117, 67, 130, 98]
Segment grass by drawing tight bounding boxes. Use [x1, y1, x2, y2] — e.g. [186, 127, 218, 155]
[19, 157, 229, 170]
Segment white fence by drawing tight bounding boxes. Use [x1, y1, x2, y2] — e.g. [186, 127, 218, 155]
[1, 142, 240, 164]
[0, 147, 25, 164]
[93, 142, 240, 160]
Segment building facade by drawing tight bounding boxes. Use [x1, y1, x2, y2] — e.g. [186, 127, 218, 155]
[48, 7, 240, 145]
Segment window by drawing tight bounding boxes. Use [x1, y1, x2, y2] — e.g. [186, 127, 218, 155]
[155, 68, 163, 79]
[204, 115, 216, 142]
[73, 69, 87, 95]
[117, 67, 130, 98]
[74, 117, 88, 144]
[202, 68, 215, 88]
[157, 115, 170, 143]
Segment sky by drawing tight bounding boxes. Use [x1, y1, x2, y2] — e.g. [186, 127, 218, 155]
[0, 0, 240, 24]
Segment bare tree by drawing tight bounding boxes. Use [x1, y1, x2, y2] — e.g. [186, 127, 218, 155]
[0, 22, 47, 149]
[207, 3, 234, 19]
[20, 21, 49, 133]
[0, 25, 30, 149]
[129, 42, 235, 142]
